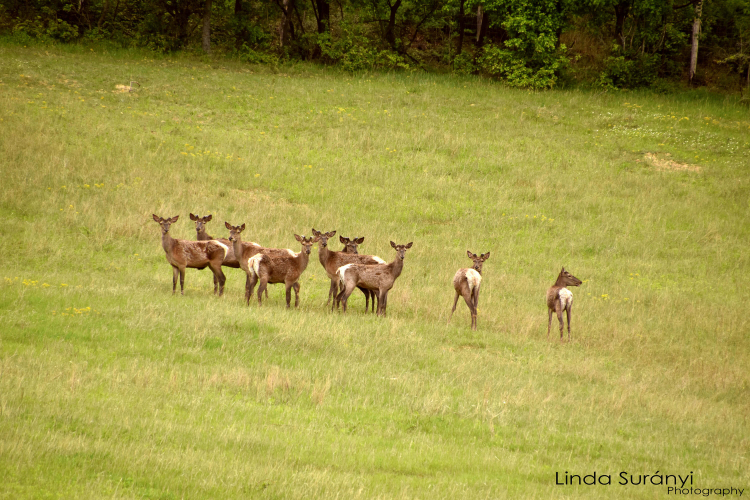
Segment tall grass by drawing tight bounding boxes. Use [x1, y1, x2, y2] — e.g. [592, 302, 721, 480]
[1, 42, 749, 499]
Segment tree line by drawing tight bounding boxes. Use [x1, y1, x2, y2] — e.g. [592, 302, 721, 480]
[2, 0, 749, 89]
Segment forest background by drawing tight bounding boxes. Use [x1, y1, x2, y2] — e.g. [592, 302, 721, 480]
[2, 0, 750, 91]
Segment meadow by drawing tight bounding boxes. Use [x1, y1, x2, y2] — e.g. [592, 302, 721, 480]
[1, 42, 749, 499]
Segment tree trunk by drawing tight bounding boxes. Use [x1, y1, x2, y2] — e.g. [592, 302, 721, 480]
[97, 0, 109, 29]
[614, 1, 630, 51]
[385, 0, 402, 49]
[279, 0, 295, 47]
[316, 0, 330, 33]
[689, 0, 703, 84]
[476, 5, 488, 46]
[202, 0, 212, 53]
[456, 0, 465, 55]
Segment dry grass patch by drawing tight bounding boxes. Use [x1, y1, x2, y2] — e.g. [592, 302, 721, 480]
[643, 152, 702, 172]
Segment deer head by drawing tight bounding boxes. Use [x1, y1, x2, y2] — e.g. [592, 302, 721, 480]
[390, 241, 413, 260]
[467, 251, 490, 273]
[225, 222, 246, 242]
[311, 228, 337, 248]
[340, 236, 364, 253]
[190, 213, 212, 234]
[557, 267, 582, 287]
[153, 214, 179, 234]
[295, 234, 320, 255]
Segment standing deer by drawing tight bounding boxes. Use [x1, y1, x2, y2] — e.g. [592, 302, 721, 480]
[450, 251, 490, 330]
[190, 213, 242, 294]
[152, 214, 228, 296]
[244, 234, 318, 307]
[335, 241, 413, 316]
[546, 267, 583, 341]
[339, 235, 364, 254]
[312, 229, 385, 313]
[226, 222, 316, 307]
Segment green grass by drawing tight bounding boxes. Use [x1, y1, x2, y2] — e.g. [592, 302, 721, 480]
[1, 42, 749, 499]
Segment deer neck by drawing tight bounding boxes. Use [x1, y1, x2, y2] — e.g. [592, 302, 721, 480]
[554, 275, 566, 287]
[161, 231, 176, 255]
[196, 228, 213, 241]
[296, 249, 311, 272]
[388, 256, 404, 280]
[231, 236, 245, 260]
[318, 244, 332, 267]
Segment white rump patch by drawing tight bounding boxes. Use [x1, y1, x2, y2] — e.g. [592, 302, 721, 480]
[465, 269, 482, 293]
[372, 256, 386, 264]
[212, 240, 229, 260]
[286, 249, 297, 257]
[248, 254, 264, 277]
[559, 288, 573, 309]
[337, 264, 354, 286]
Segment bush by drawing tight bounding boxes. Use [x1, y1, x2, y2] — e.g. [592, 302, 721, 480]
[597, 54, 660, 90]
[477, 44, 567, 89]
[316, 28, 410, 72]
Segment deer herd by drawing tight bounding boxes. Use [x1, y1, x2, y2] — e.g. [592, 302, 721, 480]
[153, 213, 583, 340]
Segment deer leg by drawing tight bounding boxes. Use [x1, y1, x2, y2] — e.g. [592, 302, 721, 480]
[462, 292, 475, 328]
[556, 301, 564, 341]
[285, 282, 293, 308]
[378, 290, 388, 316]
[257, 278, 268, 306]
[547, 309, 553, 339]
[566, 305, 572, 341]
[449, 292, 460, 322]
[172, 266, 179, 294]
[211, 263, 226, 296]
[179, 267, 186, 295]
[360, 287, 369, 312]
[293, 282, 300, 308]
[213, 273, 218, 294]
[247, 273, 258, 305]
[327, 279, 337, 306]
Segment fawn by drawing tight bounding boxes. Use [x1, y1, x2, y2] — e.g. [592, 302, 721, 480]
[190, 213, 240, 294]
[335, 241, 413, 316]
[244, 234, 318, 308]
[312, 229, 385, 313]
[450, 251, 490, 330]
[546, 267, 583, 341]
[152, 214, 228, 296]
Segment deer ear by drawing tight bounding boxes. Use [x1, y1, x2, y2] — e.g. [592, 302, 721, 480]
[312, 228, 319, 236]
[356, 237, 364, 244]
[225, 222, 232, 230]
[339, 235, 347, 244]
[189, 213, 197, 221]
[467, 250, 474, 259]
[170, 216, 179, 223]
[328, 231, 336, 238]
[312, 234, 321, 242]
[483, 252, 490, 260]
[405, 242, 413, 249]
[205, 214, 212, 222]
[390, 241, 397, 248]
[153, 214, 160, 222]
[294, 234, 303, 243]
[240, 223, 246, 231]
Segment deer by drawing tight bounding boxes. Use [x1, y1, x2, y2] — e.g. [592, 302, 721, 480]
[449, 251, 490, 331]
[225, 222, 316, 307]
[190, 213, 243, 294]
[339, 235, 364, 254]
[243, 234, 318, 307]
[335, 241, 413, 316]
[311, 229, 386, 313]
[546, 267, 583, 341]
[152, 214, 228, 296]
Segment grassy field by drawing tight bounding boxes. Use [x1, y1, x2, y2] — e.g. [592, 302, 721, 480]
[1, 41, 749, 499]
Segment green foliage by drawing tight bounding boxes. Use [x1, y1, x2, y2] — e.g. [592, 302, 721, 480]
[477, 44, 568, 88]
[10, 15, 79, 43]
[451, 52, 477, 75]
[317, 28, 411, 72]
[596, 53, 660, 89]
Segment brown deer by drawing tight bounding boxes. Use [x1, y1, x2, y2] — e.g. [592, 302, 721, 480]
[546, 267, 583, 341]
[244, 234, 318, 307]
[190, 213, 242, 294]
[450, 251, 490, 331]
[311, 229, 386, 313]
[335, 241, 413, 316]
[152, 214, 228, 296]
[339, 235, 364, 254]
[226, 222, 316, 307]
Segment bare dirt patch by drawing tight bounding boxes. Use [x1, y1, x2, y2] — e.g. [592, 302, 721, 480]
[642, 152, 701, 172]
